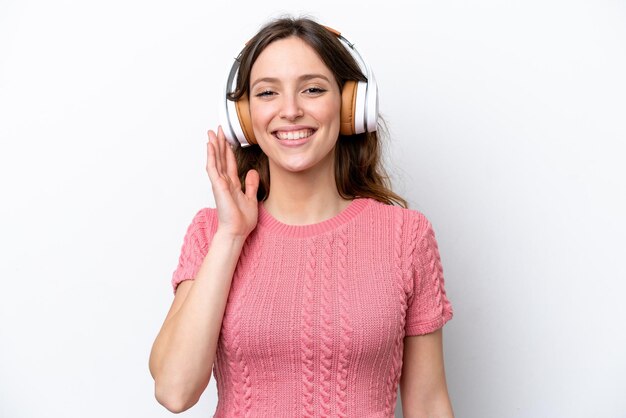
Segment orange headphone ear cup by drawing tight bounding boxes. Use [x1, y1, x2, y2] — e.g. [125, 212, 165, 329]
[340, 80, 358, 136]
[235, 93, 257, 144]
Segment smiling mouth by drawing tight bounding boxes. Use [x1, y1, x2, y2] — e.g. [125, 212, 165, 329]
[273, 129, 315, 140]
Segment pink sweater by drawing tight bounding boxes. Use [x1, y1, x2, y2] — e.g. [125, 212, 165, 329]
[171, 198, 453, 417]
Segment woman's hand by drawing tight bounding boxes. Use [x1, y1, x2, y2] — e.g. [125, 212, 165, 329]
[206, 126, 260, 238]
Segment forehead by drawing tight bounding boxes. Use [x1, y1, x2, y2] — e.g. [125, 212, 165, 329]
[250, 36, 333, 81]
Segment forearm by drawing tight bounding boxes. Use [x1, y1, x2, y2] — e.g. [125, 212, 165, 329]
[149, 230, 246, 411]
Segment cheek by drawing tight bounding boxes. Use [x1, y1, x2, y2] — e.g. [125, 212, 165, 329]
[321, 102, 341, 133]
[326, 95, 342, 124]
[250, 102, 275, 129]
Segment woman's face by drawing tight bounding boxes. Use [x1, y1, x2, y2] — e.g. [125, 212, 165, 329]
[248, 36, 342, 175]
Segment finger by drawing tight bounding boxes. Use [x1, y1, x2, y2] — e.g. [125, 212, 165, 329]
[244, 169, 260, 200]
[211, 129, 225, 176]
[206, 130, 223, 180]
[217, 126, 228, 178]
[206, 137, 219, 184]
[221, 127, 240, 187]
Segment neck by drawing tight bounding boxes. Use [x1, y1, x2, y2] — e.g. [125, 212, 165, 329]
[263, 159, 352, 225]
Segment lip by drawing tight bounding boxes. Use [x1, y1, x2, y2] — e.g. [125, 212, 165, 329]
[272, 125, 316, 133]
[274, 130, 316, 147]
[272, 126, 317, 147]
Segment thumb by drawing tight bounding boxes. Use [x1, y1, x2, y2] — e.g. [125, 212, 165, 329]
[244, 169, 260, 200]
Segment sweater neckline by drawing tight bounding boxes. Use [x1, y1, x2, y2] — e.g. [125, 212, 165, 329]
[257, 198, 371, 238]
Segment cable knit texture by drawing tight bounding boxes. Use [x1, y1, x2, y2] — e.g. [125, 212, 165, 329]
[171, 198, 453, 417]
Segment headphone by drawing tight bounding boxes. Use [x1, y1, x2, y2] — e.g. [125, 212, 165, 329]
[218, 26, 379, 147]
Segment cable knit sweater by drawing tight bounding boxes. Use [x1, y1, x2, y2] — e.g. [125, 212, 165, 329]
[171, 198, 453, 417]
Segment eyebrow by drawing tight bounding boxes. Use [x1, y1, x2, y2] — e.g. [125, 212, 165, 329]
[250, 73, 331, 90]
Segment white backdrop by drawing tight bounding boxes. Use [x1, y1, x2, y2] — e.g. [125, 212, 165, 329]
[1, 0, 625, 417]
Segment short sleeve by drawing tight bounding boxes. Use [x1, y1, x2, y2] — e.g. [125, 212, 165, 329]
[404, 216, 453, 336]
[170, 208, 218, 294]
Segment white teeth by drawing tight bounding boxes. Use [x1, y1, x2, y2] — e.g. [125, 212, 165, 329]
[275, 129, 313, 140]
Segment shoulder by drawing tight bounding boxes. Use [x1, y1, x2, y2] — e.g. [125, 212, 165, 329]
[363, 198, 434, 241]
[183, 207, 219, 247]
[189, 206, 218, 226]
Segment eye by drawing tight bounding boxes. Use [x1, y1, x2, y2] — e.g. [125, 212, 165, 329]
[255, 89, 276, 98]
[303, 87, 327, 95]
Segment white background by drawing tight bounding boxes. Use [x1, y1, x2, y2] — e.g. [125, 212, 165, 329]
[1, 0, 625, 417]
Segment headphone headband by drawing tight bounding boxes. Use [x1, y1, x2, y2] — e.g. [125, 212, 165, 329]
[219, 26, 379, 147]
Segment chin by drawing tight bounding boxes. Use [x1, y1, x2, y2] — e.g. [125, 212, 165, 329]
[280, 160, 316, 173]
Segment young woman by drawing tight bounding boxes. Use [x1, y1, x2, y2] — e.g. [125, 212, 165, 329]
[149, 16, 454, 417]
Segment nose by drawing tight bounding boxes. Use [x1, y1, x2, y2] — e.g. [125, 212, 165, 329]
[279, 93, 304, 121]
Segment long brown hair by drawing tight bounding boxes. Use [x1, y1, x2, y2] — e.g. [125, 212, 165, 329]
[228, 16, 407, 208]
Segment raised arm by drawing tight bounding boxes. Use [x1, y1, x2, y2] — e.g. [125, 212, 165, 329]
[148, 127, 259, 413]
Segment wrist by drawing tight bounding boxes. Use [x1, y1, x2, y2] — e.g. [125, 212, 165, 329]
[213, 228, 249, 246]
